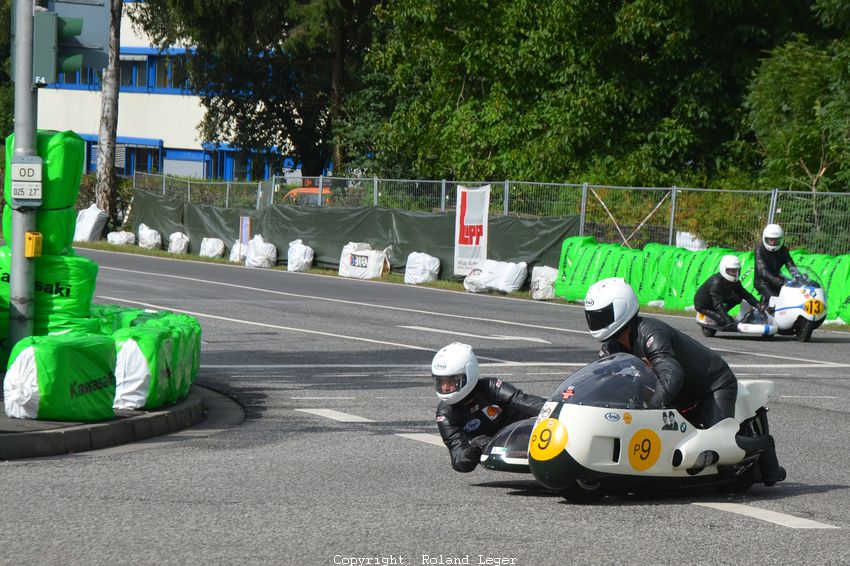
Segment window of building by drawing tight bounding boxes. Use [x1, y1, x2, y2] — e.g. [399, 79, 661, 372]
[154, 55, 190, 90]
[120, 56, 148, 88]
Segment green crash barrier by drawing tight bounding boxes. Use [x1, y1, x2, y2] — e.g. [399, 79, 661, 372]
[4, 333, 116, 421]
[2, 205, 76, 255]
[0, 250, 98, 322]
[4, 130, 85, 210]
[113, 325, 174, 410]
[34, 315, 102, 337]
[556, 237, 850, 324]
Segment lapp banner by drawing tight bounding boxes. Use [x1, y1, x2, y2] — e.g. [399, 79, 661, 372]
[454, 185, 490, 276]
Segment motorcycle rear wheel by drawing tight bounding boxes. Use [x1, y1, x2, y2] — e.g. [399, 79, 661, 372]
[561, 479, 605, 504]
[795, 320, 815, 342]
[701, 327, 717, 338]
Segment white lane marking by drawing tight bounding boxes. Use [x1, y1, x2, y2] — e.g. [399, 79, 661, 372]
[290, 397, 356, 400]
[693, 503, 839, 529]
[98, 296, 435, 352]
[399, 325, 552, 344]
[727, 364, 850, 369]
[712, 346, 847, 367]
[396, 433, 444, 447]
[780, 395, 838, 399]
[736, 373, 791, 377]
[295, 408, 374, 423]
[98, 267, 590, 335]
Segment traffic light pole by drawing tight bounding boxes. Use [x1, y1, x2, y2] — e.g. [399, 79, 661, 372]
[10, 0, 38, 347]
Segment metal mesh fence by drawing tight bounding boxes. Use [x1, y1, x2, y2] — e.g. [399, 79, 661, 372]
[130, 172, 850, 255]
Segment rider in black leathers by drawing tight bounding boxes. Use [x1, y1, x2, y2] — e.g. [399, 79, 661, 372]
[585, 277, 785, 484]
[694, 255, 761, 330]
[432, 343, 545, 473]
[754, 224, 798, 304]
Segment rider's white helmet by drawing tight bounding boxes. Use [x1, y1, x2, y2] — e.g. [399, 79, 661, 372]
[719, 255, 741, 283]
[431, 342, 479, 405]
[762, 224, 785, 252]
[584, 277, 639, 341]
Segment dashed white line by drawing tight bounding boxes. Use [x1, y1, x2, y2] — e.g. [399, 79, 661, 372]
[780, 395, 838, 399]
[693, 503, 839, 529]
[290, 397, 356, 400]
[294, 409, 374, 423]
[396, 433, 444, 447]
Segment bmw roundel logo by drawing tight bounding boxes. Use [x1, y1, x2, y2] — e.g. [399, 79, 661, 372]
[463, 419, 481, 432]
[604, 412, 620, 422]
[585, 298, 595, 306]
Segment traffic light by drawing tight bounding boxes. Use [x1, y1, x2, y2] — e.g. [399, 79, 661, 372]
[32, 11, 85, 85]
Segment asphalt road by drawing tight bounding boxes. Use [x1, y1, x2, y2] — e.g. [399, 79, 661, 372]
[1, 248, 848, 566]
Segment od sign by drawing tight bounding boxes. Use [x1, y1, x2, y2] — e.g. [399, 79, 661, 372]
[10, 157, 43, 207]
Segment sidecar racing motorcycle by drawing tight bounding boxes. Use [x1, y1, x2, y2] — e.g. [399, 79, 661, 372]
[480, 353, 783, 502]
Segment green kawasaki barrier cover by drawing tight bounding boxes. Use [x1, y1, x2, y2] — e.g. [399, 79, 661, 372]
[2, 205, 76, 255]
[4, 130, 85, 210]
[555, 237, 850, 324]
[113, 325, 173, 410]
[0, 247, 98, 323]
[4, 333, 116, 421]
[133, 190, 581, 280]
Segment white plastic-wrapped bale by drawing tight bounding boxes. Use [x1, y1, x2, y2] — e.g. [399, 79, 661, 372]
[106, 231, 136, 245]
[229, 239, 248, 263]
[113, 325, 173, 410]
[404, 252, 441, 284]
[463, 259, 527, 293]
[138, 223, 162, 249]
[339, 242, 389, 279]
[530, 266, 558, 300]
[73, 204, 108, 242]
[287, 239, 315, 272]
[199, 237, 225, 258]
[168, 232, 190, 254]
[4, 333, 116, 421]
[245, 234, 277, 268]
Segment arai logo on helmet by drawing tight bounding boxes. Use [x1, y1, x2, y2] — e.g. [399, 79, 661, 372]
[585, 298, 595, 307]
[604, 412, 620, 422]
[434, 363, 446, 370]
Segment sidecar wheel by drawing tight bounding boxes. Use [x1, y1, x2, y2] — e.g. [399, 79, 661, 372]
[795, 320, 815, 342]
[561, 479, 605, 504]
[701, 327, 716, 338]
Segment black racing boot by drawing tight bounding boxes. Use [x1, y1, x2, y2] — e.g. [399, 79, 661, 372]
[735, 433, 785, 486]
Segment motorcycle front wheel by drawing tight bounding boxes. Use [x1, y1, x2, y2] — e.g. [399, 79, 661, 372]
[701, 327, 717, 338]
[795, 319, 816, 342]
[561, 479, 605, 504]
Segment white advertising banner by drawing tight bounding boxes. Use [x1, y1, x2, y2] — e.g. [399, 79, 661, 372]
[453, 185, 490, 276]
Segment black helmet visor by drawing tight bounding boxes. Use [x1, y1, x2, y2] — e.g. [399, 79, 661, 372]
[585, 303, 615, 332]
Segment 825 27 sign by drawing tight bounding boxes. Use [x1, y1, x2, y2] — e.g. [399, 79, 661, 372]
[10, 157, 43, 205]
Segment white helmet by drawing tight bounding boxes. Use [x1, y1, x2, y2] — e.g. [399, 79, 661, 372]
[719, 255, 741, 282]
[762, 224, 784, 252]
[431, 342, 479, 404]
[584, 277, 639, 341]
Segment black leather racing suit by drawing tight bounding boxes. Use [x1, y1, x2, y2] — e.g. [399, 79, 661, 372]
[694, 273, 760, 328]
[436, 378, 546, 473]
[754, 243, 797, 302]
[601, 316, 737, 428]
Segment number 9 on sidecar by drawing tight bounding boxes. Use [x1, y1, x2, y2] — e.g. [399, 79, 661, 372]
[480, 353, 780, 503]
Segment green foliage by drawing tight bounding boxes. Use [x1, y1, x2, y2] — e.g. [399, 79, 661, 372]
[0, 0, 13, 138]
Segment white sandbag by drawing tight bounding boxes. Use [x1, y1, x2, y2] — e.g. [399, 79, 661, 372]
[229, 239, 247, 263]
[138, 223, 162, 250]
[3, 346, 39, 418]
[287, 239, 314, 272]
[106, 231, 135, 245]
[245, 234, 278, 268]
[200, 237, 225, 258]
[73, 203, 108, 242]
[339, 242, 389, 279]
[168, 231, 190, 254]
[463, 259, 527, 293]
[404, 252, 440, 285]
[530, 265, 558, 300]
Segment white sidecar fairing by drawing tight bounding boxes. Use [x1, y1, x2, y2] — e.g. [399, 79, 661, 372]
[695, 310, 778, 337]
[527, 353, 773, 491]
[770, 271, 828, 330]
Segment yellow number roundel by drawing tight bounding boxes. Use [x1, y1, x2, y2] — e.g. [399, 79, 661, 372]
[529, 418, 568, 461]
[628, 429, 661, 471]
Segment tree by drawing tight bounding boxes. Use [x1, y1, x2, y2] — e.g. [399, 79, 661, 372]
[95, 0, 122, 231]
[131, 0, 376, 176]
[0, 0, 13, 139]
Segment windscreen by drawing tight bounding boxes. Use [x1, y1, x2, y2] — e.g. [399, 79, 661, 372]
[548, 352, 667, 410]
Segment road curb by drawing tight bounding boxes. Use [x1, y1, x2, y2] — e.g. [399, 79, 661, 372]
[0, 386, 206, 460]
